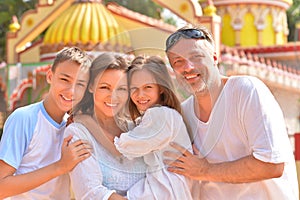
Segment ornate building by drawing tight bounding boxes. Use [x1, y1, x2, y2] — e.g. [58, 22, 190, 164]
[3, 0, 300, 144]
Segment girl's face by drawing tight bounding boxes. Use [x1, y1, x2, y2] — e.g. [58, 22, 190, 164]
[130, 69, 161, 112]
[89, 69, 128, 119]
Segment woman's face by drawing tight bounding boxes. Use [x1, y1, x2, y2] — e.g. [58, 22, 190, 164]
[89, 69, 128, 119]
[130, 69, 161, 112]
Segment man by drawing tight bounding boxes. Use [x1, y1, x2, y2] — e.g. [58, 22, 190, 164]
[164, 25, 299, 199]
[0, 47, 91, 199]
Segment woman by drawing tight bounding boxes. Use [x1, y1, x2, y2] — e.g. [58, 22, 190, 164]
[64, 53, 146, 199]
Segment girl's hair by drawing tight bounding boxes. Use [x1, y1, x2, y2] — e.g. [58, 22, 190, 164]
[128, 55, 182, 120]
[73, 52, 128, 116]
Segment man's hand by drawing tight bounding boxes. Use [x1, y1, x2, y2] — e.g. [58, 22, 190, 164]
[163, 142, 210, 180]
[164, 142, 284, 183]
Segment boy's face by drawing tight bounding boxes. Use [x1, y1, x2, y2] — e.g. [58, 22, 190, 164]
[46, 60, 84, 114]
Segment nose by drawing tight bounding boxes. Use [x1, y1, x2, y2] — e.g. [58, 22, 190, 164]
[132, 88, 144, 99]
[183, 60, 195, 72]
[70, 84, 77, 95]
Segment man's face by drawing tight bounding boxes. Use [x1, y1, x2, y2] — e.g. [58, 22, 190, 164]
[167, 38, 218, 95]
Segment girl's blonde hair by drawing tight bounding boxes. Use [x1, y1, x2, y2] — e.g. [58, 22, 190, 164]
[128, 55, 181, 120]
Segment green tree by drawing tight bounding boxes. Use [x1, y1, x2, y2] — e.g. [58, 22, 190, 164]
[0, 0, 37, 62]
[287, 0, 300, 41]
[104, 0, 166, 20]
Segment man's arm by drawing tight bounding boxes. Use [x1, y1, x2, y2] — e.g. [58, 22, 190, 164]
[164, 142, 284, 183]
[0, 135, 91, 199]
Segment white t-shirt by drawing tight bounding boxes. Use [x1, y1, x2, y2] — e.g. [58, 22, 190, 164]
[0, 101, 70, 200]
[181, 76, 299, 199]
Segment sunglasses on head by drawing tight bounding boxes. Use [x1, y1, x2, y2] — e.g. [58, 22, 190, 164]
[165, 29, 207, 52]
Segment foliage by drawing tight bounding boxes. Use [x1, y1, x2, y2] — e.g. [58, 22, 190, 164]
[104, 0, 163, 19]
[287, 0, 300, 41]
[0, 0, 38, 62]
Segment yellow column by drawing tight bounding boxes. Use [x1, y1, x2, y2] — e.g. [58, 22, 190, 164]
[235, 30, 241, 46]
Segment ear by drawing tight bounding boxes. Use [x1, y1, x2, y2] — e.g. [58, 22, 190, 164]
[160, 87, 164, 94]
[88, 84, 94, 93]
[46, 69, 53, 84]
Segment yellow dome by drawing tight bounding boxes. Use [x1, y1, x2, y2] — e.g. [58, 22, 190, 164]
[43, 1, 130, 47]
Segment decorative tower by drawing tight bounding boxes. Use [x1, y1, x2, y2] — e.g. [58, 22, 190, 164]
[214, 0, 293, 47]
[41, 0, 131, 61]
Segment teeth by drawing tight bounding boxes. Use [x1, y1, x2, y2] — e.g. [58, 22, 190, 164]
[185, 74, 198, 80]
[62, 95, 72, 101]
[105, 102, 117, 107]
[138, 100, 148, 104]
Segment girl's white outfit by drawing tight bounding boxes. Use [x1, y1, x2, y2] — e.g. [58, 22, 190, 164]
[65, 123, 147, 200]
[114, 106, 193, 200]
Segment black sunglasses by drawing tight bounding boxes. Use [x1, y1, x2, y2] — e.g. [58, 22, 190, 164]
[165, 29, 207, 51]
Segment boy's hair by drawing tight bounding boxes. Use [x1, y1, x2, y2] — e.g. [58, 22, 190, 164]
[52, 47, 91, 72]
[73, 52, 128, 115]
[128, 55, 182, 120]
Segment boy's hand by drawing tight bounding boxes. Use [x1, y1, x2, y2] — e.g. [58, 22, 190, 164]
[57, 135, 91, 173]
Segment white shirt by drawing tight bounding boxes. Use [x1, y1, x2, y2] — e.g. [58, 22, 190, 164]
[114, 106, 193, 200]
[181, 76, 299, 199]
[65, 123, 146, 200]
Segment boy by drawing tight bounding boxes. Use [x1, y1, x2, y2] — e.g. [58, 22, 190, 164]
[0, 47, 91, 199]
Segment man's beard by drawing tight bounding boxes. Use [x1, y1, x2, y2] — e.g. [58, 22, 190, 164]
[194, 76, 209, 95]
[175, 73, 208, 97]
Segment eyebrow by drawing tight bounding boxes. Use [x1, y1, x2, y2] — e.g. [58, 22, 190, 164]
[76, 79, 87, 83]
[59, 73, 73, 78]
[130, 82, 156, 87]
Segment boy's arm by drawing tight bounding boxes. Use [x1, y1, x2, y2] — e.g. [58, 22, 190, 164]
[0, 135, 91, 199]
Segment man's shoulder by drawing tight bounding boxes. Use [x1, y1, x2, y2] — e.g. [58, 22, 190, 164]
[181, 95, 194, 110]
[228, 75, 262, 85]
[226, 75, 265, 92]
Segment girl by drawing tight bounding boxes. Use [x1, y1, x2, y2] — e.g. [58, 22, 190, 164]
[114, 56, 193, 200]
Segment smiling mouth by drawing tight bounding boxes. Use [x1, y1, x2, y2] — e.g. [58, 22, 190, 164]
[61, 95, 72, 102]
[184, 74, 200, 80]
[137, 100, 149, 104]
[105, 102, 118, 107]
